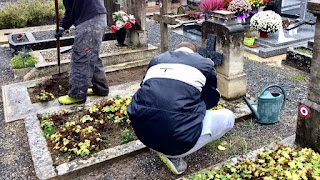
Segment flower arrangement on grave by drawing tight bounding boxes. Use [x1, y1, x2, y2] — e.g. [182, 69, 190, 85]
[227, 0, 252, 20]
[248, 0, 264, 14]
[16, 33, 25, 41]
[110, 11, 136, 46]
[250, 10, 282, 38]
[199, 0, 224, 11]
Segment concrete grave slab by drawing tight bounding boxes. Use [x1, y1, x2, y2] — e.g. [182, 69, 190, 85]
[14, 41, 158, 80]
[2, 80, 141, 123]
[25, 114, 146, 180]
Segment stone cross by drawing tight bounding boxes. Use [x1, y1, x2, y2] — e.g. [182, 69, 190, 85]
[160, 0, 169, 52]
[198, 34, 223, 66]
[300, 0, 308, 20]
[296, 0, 320, 153]
[202, 11, 247, 100]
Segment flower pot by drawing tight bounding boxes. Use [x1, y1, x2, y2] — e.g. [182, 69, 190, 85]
[260, 31, 268, 38]
[244, 37, 255, 46]
[116, 28, 127, 46]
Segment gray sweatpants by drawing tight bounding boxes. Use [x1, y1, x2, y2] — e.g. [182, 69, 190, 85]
[68, 14, 109, 99]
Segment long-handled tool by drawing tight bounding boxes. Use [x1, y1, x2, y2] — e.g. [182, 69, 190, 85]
[55, 0, 61, 74]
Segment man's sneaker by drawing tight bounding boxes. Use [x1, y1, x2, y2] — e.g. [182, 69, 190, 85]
[157, 153, 187, 175]
[58, 95, 86, 105]
[87, 88, 95, 96]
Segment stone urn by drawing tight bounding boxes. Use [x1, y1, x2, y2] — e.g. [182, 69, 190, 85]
[116, 28, 127, 46]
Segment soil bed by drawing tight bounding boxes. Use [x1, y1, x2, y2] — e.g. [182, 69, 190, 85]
[32, 29, 75, 41]
[39, 97, 137, 166]
[28, 65, 147, 103]
[11, 33, 29, 43]
[40, 41, 139, 62]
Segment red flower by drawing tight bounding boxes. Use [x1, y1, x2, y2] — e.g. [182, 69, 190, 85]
[17, 33, 23, 38]
[110, 25, 117, 33]
[124, 22, 132, 29]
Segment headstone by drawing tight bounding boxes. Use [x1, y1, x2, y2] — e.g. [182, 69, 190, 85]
[123, 0, 148, 47]
[105, 0, 120, 27]
[202, 11, 247, 100]
[296, 0, 320, 153]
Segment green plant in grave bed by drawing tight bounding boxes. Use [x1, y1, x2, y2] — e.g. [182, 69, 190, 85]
[36, 90, 55, 102]
[41, 120, 54, 138]
[11, 49, 38, 69]
[186, 145, 320, 180]
[121, 128, 133, 144]
[80, 115, 93, 123]
[89, 104, 99, 114]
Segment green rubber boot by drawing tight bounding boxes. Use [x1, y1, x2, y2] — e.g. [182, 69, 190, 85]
[58, 95, 85, 105]
[87, 88, 95, 96]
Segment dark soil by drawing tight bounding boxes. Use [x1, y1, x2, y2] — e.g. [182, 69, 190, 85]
[32, 29, 75, 41]
[11, 33, 29, 43]
[41, 100, 137, 166]
[28, 65, 147, 103]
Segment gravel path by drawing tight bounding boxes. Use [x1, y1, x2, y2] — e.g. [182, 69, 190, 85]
[0, 21, 309, 180]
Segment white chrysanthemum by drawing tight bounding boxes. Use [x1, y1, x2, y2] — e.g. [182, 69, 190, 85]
[250, 11, 282, 33]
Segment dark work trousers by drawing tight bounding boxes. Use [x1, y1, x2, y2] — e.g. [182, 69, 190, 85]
[68, 14, 109, 99]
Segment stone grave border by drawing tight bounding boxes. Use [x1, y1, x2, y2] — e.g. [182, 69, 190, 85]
[178, 134, 296, 180]
[8, 29, 116, 53]
[12, 41, 158, 80]
[283, 46, 312, 73]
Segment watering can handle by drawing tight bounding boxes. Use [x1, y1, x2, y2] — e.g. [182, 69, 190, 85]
[260, 84, 286, 111]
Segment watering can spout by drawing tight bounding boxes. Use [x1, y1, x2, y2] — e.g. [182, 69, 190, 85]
[243, 96, 259, 120]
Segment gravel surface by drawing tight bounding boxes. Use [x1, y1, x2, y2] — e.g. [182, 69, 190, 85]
[0, 21, 310, 180]
[32, 29, 75, 41]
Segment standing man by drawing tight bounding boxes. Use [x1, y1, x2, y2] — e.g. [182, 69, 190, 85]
[127, 42, 235, 175]
[56, 0, 109, 105]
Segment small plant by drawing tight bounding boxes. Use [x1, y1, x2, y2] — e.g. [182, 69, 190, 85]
[291, 74, 307, 83]
[11, 48, 38, 69]
[250, 11, 282, 34]
[36, 90, 55, 102]
[199, 0, 224, 11]
[41, 120, 54, 138]
[248, 0, 264, 11]
[121, 128, 133, 144]
[16, 33, 25, 41]
[80, 115, 93, 123]
[228, 0, 252, 19]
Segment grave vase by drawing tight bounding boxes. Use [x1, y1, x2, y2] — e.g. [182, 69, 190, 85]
[260, 31, 269, 38]
[116, 28, 126, 46]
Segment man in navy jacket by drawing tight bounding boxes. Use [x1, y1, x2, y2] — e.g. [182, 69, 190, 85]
[127, 42, 235, 174]
[56, 0, 109, 105]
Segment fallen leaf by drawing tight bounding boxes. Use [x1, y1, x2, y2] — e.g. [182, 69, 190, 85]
[218, 145, 227, 151]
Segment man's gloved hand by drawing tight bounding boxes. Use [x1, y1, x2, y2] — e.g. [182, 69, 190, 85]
[55, 27, 65, 39]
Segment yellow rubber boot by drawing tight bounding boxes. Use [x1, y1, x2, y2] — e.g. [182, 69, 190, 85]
[58, 95, 85, 105]
[87, 88, 95, 96]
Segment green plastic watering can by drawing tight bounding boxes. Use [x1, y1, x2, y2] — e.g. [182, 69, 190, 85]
[243, 84, 286, 124]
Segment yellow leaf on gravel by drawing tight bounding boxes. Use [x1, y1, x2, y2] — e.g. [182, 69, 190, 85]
[218, 145, 227, 151]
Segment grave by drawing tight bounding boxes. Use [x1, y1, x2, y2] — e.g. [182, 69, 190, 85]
[283, 46, 313, 73]
[296, 0, 320, 153]
[12, 41, 158, 80]
[8, 28, 116, 54]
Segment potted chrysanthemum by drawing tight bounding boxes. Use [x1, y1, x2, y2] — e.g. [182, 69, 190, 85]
[248, 0, 264, 14]
[110, 11, 136, 46]
[250, 10, 282, 38]
[228, 0, 252, 21]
